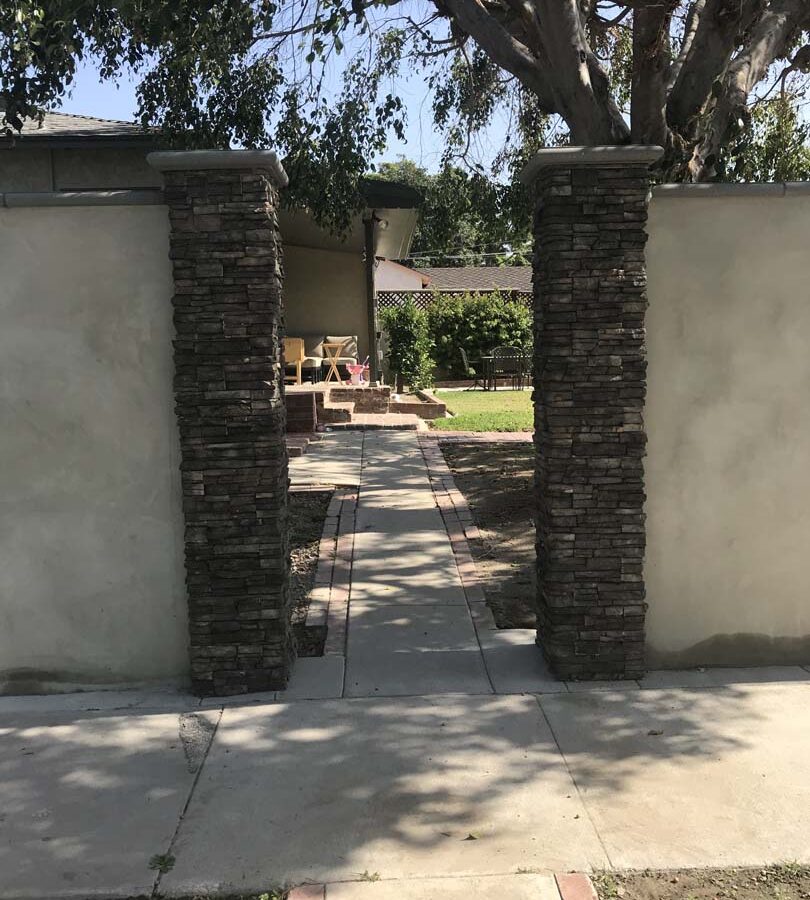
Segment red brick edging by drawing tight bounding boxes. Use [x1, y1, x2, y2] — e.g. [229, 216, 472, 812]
[556, 873, 599, 900]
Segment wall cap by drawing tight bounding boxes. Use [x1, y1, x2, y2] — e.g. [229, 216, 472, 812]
[147, 150, 288, 187]
[1, 189, 165, 208]
[519, 145, 664, 184]
[653, 182, 787, 198]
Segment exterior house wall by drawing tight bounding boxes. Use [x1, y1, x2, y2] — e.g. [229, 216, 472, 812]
[0, 149, 53, 190]
[284, 244, 369, 360]
[0, 201, 187, 691]
[0, 147, 161, 192]
[645, 185, 810, 667]
[376, 259, 424, 291]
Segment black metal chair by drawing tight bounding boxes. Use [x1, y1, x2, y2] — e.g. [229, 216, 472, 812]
[458, 347, 485, 390]
[491, 345, 525, 390]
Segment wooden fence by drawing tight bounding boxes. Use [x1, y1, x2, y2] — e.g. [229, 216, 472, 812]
[377, 290, 533, 312]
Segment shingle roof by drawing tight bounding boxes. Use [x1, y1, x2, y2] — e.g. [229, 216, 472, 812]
[416, 266, 532, 292]
[12, 111, 153, 145]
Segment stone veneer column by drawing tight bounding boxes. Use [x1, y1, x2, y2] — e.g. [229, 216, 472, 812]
[148, 150, 292, 696]
[520, 146, 663, 680]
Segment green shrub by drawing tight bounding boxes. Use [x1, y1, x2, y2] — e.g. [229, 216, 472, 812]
[381, 299, 435, 391]
[427, 291, 533, 376]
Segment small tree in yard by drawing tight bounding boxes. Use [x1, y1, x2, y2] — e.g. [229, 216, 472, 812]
[382, 300, 434, 393]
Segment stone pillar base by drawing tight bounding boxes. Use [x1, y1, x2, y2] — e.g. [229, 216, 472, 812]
[149, 150, 293, 696]
[521, 146, 662, 680]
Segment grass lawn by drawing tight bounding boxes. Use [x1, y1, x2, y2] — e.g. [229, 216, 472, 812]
[432, 388, 533, 432]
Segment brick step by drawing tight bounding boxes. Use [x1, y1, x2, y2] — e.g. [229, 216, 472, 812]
[285, 433, 322, 457]
[389, 400, 447, 420]
[322, 413, 426, 431]
[319, 401, 355, 424]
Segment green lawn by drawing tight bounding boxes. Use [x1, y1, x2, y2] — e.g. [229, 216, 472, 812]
[432, 389, 534, 432]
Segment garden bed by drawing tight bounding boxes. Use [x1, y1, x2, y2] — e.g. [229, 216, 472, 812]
[440, 441, 536, 629]
[594, 865, 810, 900]
[289, 488, 333, 656]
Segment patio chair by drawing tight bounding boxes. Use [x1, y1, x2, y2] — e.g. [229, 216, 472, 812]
[283, 337, 305, 385]
[458, 347, 485, 391]
[491, 345, 526, 390]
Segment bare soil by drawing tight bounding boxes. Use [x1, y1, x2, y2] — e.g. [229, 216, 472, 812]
[594, 866, 810, 900]
[440, 442, 536, 629]
[289, 489, 332, 656]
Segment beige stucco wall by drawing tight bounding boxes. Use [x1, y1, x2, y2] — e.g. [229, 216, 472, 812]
[284, 244, 369, 360]
[0, 203, 188, 691]
[645, 186, 810, 667]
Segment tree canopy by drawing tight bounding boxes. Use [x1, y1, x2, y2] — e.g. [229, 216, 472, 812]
[372, 159, 532, 266]
[3, 1, 809, 231]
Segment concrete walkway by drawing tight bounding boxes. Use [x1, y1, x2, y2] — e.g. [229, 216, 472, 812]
[345, 432, 491, 698]
[3, 432, 810, 899]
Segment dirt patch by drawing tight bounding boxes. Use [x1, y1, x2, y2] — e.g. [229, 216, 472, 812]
[594, 866, 810, 900]
[440, 442, 535, 629]
[289, 489, 332, 656]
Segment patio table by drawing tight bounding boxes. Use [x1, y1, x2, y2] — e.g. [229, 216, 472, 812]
[478, 355, 495, 391]
[322, 342, 346, 384]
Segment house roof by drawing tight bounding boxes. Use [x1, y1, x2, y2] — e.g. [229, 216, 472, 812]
[8, 111, 154, 148]
[415, 266, 532, 293]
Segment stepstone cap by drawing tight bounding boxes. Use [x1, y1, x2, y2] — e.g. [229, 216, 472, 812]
[520, 145, 664, 185]
[147, 149, 288, 187]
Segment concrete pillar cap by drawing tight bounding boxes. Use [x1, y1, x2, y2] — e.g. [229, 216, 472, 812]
[147, 149, 288, 188]
[519, 145, 664, 185]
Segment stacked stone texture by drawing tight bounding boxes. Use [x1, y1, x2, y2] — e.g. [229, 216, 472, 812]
[532, 164, 650, 680]
[162, 167, 293, 696]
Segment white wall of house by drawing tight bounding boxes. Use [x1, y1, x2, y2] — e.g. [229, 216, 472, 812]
[375, 259, 425, 291]
[0, 200, 188, 691]
[645, 184, 810, 667]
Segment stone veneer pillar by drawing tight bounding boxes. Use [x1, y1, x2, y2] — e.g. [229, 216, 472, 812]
[148, 150, 293, 696]
[520, 146, 663, 680]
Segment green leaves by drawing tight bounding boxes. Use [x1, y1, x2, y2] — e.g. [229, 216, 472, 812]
[381, 300, 435, 391]
[427, 292, 532, 378]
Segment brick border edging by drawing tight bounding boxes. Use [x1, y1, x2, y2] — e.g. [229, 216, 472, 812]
[556, 873, 599, 900]
[419, 436, 487, 605]
[292, 485, 357, 659]
[286, 872, 599, 899]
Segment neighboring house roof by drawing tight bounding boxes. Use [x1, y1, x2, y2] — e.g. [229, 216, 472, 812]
[8, 111, 154, 148]
[415, 266, 532, 292]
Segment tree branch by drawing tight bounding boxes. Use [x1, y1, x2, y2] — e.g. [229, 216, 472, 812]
[533, 0, 630, 143]
[667, 0, 763, 134]
[692, 0, 810, 179]
[435, 0, 558, 112]
[631, 1, 677, 144]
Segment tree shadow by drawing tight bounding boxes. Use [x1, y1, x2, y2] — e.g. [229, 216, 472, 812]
[0, 679, 792, 895]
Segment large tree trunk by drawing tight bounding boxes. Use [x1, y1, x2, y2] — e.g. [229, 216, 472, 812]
[690, 0, 810, 179]
[632, 1, 677, 145]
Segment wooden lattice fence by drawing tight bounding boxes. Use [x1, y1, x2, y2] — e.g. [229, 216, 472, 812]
[377, 289, 533, 312]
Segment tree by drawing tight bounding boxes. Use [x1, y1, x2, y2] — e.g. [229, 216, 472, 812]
[372, 159, 531, 266]
[3, 2, 809, 231]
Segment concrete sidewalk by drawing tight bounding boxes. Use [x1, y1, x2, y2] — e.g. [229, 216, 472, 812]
[2, 676, 810, 898]
[3, 432, 810, 898]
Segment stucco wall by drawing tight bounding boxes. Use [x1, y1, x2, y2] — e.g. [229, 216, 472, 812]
[0, 202, 188, 691]
[284, 244, 368, 360]
[645, 185, 810, 667]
